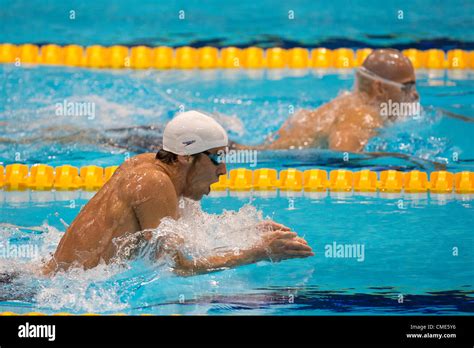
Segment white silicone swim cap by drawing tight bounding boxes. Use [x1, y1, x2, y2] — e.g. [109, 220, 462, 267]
[163, 110, 229, 155]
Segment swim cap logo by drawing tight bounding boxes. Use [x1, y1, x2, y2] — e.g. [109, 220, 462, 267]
[182, 140, 196, 146]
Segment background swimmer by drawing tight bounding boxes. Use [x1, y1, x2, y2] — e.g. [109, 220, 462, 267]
[234, 49, 420, 153]
[42, 111, 314, 275]
[2, 47, 469, 170]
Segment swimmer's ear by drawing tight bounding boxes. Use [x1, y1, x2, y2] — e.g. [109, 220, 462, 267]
[176, 155, 196, 166]
[373, 80, 385, 99]
[176, 155, 191, 165]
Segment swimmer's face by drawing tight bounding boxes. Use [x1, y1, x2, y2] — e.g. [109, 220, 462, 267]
[182, 147, 227, 200]
[378, 68, 419, 104]
[357, 49, 420, 110]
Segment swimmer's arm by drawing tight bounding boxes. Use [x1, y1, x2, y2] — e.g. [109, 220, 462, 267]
[172, 247, 266, 276]
[172, 229, 313, 276]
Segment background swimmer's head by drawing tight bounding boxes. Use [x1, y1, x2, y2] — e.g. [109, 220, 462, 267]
[158, 111, 228, 200]
[355, 49, 419, 106]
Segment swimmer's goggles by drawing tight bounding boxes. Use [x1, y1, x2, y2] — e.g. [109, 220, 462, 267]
[202, 151, 222, 166]
[357, 66, 416, 93]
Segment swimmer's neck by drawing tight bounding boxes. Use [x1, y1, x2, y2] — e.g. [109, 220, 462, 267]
[153, 158, 188, 197]
[353, 90, 382, 107]
[353, 91, 395, 120]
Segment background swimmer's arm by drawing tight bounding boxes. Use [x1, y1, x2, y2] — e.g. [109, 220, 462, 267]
[172, 230, 314, 276]
[230, 109, 321, 151]
[328, 129, 368, 153]
[432, 107, 474, 123]
[360, 151, 447, 171]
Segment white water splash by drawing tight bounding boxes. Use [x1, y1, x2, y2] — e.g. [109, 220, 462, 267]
[0, 201, 269, 313]
[152, 199, 265, 259]
[36, 263, 128, 313]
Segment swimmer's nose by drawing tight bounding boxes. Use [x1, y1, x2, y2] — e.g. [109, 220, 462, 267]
[217, 163, 227, 177]
[411, 90, 419, 102]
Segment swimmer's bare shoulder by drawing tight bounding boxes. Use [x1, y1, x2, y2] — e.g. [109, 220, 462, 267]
[258, 93, 357, 150]
[121, 154, 179, 231]
[41, 154, 178, 274]
[327, 94, 382, 152]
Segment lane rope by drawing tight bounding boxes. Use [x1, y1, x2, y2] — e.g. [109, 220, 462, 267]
[1, 164, 473, 194]
[0, 44, 472, 69]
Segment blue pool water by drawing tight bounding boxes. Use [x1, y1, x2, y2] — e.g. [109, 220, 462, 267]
[0, 65, 474, 170]
[1, 65, 474, 170]
[0, 191, 473, 314]
[1, 0, 473, 49]
[0, 64, 473, 315]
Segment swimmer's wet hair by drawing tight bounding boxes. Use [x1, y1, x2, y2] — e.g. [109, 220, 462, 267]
[156, 148, 178, 164]
[156, 148, 200, 164]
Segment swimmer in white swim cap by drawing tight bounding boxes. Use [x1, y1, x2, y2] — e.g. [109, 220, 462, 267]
[43, 110, 313, 275]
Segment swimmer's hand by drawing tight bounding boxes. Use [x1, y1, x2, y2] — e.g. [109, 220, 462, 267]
[172, 229, 313, 276]
[257, 230, 314, 262]
[256, 220, 291, 232]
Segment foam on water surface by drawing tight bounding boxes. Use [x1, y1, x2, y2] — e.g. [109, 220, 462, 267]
[0, 200, 269, 313]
